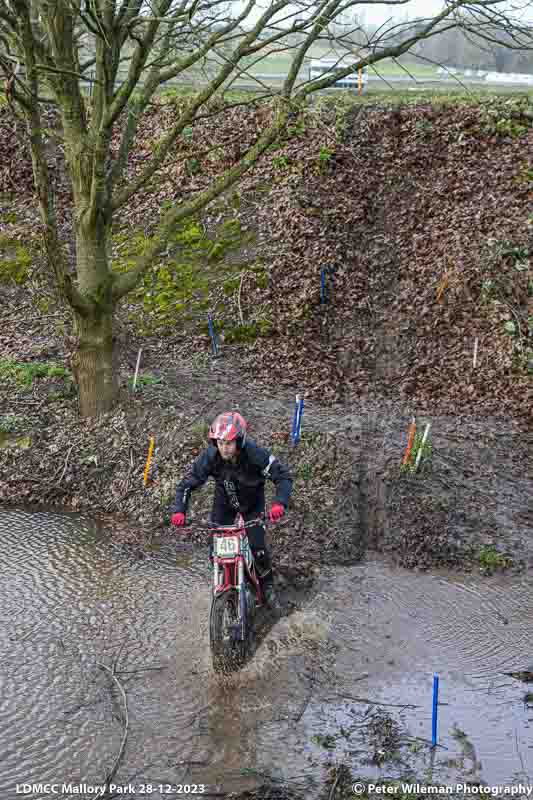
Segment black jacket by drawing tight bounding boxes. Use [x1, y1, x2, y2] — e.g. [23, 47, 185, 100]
[171, 438, 292, 516]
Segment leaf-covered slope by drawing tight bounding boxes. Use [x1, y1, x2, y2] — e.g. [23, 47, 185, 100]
[1, 97, 531, 422]
[231, 101, 532, 421]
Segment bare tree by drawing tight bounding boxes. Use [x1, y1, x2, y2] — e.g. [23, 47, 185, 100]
[415, 15, 533, 72]
[0, 0, 531, 416]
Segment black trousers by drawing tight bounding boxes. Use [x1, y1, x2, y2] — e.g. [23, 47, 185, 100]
[210, 488, 273, 585]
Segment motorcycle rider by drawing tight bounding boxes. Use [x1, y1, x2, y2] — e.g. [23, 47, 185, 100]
[170, 411, 292, 611]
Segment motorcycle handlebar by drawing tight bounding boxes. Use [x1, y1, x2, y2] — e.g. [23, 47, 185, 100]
[182, 513, 267, 532]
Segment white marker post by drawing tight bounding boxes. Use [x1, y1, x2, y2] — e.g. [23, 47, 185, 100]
[414, 422, 431, 472]
[133, 347, 142, 392]
[473, 337, 479, 369]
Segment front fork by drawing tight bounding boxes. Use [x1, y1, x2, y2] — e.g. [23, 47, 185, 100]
[238, 557, 247, 641]
[212, 557, 247, 642]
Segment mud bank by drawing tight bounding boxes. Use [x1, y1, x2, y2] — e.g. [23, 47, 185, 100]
[0, 350, 531, 576]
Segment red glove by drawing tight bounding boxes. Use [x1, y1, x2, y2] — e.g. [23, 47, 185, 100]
[171, 512, 186, 527]
[269, 503, 285, 523]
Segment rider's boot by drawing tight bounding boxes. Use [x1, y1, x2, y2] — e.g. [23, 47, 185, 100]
[256, 549, 282, 614]
[263, 582, 282, 614]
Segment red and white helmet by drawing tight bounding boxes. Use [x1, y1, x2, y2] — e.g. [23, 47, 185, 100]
[208, 411, 247, 447]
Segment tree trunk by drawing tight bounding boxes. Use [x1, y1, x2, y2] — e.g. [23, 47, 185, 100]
[71, 313, 119, 417]
[70, 224, 119, 418]
[71, 310, 119, 417]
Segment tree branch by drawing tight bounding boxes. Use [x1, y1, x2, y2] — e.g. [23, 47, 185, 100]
[103, 0, 174, 129]
[7, 0, 533, 331]
[15, 0, 94, 317]
[116, 0, 144, 33]
[296, 0, 480, 98]
[106, 7, 185, 193]
[111, 105, 289, 301]
[38, 2, 88, 145]
[0, 4, 18, 29]
[110, 0, 290, 211]
[97, 662, 129, 793]
[35, 61, 101, 82]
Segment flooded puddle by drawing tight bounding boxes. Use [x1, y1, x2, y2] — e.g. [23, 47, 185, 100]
[1, 510, 532, 797]
[302, 565, 533, 786]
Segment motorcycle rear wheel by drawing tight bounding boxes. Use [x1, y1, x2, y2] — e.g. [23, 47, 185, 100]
[209, 590, 247, 674]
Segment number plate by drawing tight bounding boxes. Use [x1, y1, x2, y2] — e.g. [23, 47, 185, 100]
[215, 536, 239, 557]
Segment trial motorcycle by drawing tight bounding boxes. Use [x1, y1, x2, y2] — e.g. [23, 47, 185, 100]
[207, 513, 270, 673]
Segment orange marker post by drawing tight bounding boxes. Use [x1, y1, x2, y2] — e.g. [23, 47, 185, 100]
[402, 418, 416, 466]
[143, 436, 155, 486]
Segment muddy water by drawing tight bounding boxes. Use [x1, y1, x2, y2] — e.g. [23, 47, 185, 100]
[1, 511, 532, 798]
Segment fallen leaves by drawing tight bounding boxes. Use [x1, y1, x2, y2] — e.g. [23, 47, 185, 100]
[1, 97, 531, 431]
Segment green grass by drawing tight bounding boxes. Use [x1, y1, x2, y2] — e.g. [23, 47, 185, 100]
[240, 55, 438, 82]
[369, 57, 438, 78]
[313, 85, 533, 108]
[0, 414, 24, 434]
[211, 40, 442, 85]
[0, 234, 33, 284]
[0, 358, 71, 387]
[478, 546, 512, 571]
[162, 80, 532, 109]
[0, 431, 32, 449]
[239, 39, 439, 77]
[127, 372, 163, 390]
[241, 53, 294, 76]
[298, 463, 314, 481]
[127, 56, 533, 107]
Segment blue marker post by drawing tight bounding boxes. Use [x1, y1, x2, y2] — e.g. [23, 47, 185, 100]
[296, 396, 304, 441]
[291, 395, 299, 443]
[291, 395, 304, 445]
[321, 269, 327, 304]
[432, 673, 439, 747]
[207, 313, 218, 357]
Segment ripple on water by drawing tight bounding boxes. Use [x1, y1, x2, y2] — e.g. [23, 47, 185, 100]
[2, 512, 533, 794]
[321, 564, 530, 672]
[0, 510, 213, 795]
[308, 561, 533, 784]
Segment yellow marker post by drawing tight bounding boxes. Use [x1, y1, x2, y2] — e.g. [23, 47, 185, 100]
[436, 272, 449, 304]
[358, 68, 363, 95]
[144, 436, 155, 486]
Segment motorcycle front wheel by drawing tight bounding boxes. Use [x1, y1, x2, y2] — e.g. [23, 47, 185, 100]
[209, 590, 248, 674]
